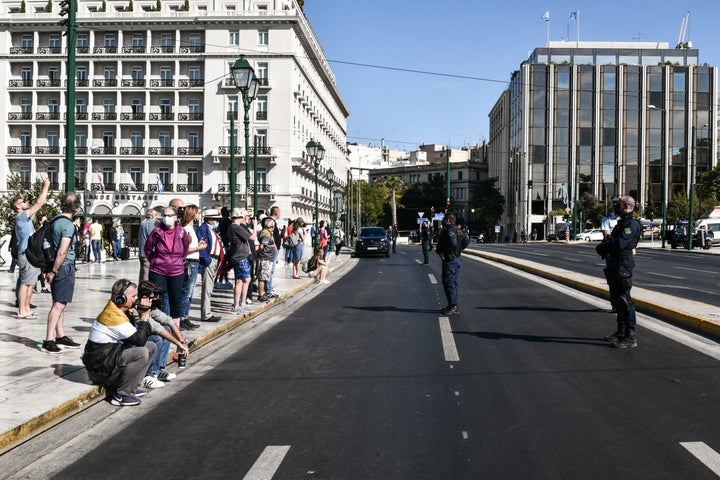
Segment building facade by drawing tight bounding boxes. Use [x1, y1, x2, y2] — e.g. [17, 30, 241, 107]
[0, 0, 348, 240]
[489, 41, 718, 239]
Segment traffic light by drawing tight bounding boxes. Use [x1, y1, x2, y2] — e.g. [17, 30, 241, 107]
[446, 200, 451, 207]
[528, 180, 533, 189]
[59, 0, 72, 26]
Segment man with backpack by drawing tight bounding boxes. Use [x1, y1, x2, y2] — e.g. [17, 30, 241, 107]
[43, 193, 83, 353]
[436, 212, 465, 316]
[12, 178, 50, 319]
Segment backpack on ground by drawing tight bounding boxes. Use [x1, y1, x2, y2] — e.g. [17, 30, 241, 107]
[25, 216, 70, 273]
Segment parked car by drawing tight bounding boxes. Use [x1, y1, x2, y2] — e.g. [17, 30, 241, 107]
[575, 229, 604, 242]
[546, 230, 567, 242]
[354, 226, 391, 257]
[669, 221, 713, 249]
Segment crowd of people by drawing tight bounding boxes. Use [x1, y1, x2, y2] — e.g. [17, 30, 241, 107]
[8, 192, 346, 406]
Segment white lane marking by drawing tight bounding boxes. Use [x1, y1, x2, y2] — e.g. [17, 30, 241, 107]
[414, 259, 422, 264]
[439, 316, 459, 362]
[243, 445, 291, 480]
[645, 271, 686, 280]
[428, 274, 438, 284]
[565, 258, 582, 262]
[526, 251, 550, 257]
[680, 442, 720, 475]
[462, 431, 469, 440]
[675, 266, 717, 275]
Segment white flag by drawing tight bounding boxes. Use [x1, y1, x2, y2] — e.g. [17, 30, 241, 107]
[127, 172, 137, 191]
[156, 174, 164, 194]
[541, 11, 550, 21]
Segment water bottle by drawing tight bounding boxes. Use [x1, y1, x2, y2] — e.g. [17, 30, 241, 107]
[42, 238, 51, 250]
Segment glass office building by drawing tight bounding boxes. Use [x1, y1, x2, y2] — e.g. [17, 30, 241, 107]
[491, 42, 718, 239]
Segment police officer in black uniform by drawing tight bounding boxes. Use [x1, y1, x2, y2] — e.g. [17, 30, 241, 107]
[436, 212, 461, 315]
[420, 220, 432, 265]
[596, 195, 642, 348]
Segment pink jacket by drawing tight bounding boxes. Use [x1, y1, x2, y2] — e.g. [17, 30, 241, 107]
[144, 225, 189, 277]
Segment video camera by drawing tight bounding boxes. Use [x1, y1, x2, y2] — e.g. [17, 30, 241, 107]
[136, 284, 164, 311]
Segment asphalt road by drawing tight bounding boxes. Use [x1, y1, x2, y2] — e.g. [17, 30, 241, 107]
[12, 246, 720, 479]
[471, 241, 720, 305]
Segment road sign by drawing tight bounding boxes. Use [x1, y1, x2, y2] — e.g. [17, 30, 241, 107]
[418, 211, 424, 217]
[417, 217, 429, 224]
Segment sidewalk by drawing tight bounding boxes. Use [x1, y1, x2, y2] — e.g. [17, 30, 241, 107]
[0, 247, 351, 454]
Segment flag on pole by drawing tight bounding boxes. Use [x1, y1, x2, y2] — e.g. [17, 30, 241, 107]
[127, 172, 137, 191]
[156, 174, 164, 194]
[98, 173, 105, 194]
[569, 11, 578, 21]
[541, 11, 550, 21]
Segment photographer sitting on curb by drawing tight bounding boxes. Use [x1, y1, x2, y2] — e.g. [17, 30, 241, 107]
[81, 279, 157, 406]
[136, 280, 189, 389]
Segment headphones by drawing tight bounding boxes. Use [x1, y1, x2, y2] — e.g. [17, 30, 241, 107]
[113, 279, 131, 306]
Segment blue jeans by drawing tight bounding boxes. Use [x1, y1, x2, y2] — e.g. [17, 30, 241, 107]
[113, 239, 122, 259]
[146, 328, 171, 376]
[422, 240, 431, 264]
[441, 257, 461, 306]
[91, 239, 102, 261]
[180, 260, 199, 318]
[266, 250, 279, 293]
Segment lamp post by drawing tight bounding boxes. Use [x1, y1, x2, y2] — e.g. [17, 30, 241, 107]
[230, 56, 257, 211]
[327, 167, 336, 250]
[306, 139, 325, 249]
[649, 104, 667, 248]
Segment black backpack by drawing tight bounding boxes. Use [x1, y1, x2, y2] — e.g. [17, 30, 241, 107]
[9, 228, 18, 260]
[25, 216, 71, 273]
[456, 228, 470, 256]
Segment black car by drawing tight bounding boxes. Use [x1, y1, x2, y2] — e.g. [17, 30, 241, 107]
[669, 221, 713, 249]
[546, 230, 567, 242]
[354, 226, 391, 257]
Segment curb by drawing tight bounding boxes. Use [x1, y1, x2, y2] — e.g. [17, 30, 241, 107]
[0, 255, 353, 455]
[463, 249, 720, 340]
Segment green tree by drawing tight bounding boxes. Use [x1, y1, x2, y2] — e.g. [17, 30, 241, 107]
[667, 190, 690, 221]
[0, 175, 61, 236]
[577, 192, 605, 228]
[398, 173, 446, 229]
[375, 175, 405, 228]
[128, 0, 134, 11]
[469, 178, 505, 232]
[46, 0, 52, 13]
[20, 0, 26, 13]
[297, 0, 304, 10]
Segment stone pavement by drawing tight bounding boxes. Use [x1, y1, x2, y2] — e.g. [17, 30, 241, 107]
[0, 246, 350, 453]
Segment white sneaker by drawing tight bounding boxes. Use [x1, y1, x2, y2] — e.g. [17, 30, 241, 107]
[142, 375, 166, 389]
[157, 370, 176, 382]
[320, 280, 330, 284]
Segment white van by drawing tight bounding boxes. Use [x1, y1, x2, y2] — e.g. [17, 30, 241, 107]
[694, 218, 720, 244]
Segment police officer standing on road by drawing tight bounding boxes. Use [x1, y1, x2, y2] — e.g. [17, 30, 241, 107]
[596, 195, 642, 348]
[436, 212, 461, 315]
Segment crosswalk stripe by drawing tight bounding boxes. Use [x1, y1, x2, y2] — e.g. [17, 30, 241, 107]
[680, 442, 720, 475]
[243, 445, 291, 480]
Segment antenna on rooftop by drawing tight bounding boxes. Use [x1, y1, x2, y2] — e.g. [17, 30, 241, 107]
[676, 11, 690, 49]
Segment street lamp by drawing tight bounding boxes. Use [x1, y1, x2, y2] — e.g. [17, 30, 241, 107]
[649, 104, 667, 248]
[327, 167, 339, 250]
[306, 139, 325, 249]
[230, 56, 258, 210]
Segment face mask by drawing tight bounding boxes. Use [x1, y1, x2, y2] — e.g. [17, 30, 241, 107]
[163, 216, 175, 227]
[209, 221, 218, 230]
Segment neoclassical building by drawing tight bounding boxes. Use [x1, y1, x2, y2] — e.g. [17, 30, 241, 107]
[0, 0, 348, 240]
[489, 41, 718, 239]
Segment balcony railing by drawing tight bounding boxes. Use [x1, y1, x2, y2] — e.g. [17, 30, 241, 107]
[67, 146, 88, 154]
[120, 112, 146, 121]
[257, 77, 269, 86]
[76, 46, 90, 54]
[8, 112, 32, 120]
[37, 79, 61, 87]
[148, 147, 174, 155]
[217, 184, 243, 193]
[150, 79, 174, 87]
[35, 146, 61, 154]
[91, 183, 117, 191]
[256, 111, 267, 121]
[64, 112, 89, 120]
[223, 77, 235, 87]
[177, 147, 203, 155]
[149, 113, 174, 121]
[247, 184, 273, 193]
[7, 146, 32, 154]
[119, 183, 145, 191]
[92, 112, 118, 120]
[37, 46, 61, 54]
[227, 111, 239, 120]
[179, 45, 204, 53]
[93, 79, 118, 87]
[148, 183, 172, 192]
[75, 79, 89, 87]
[90, 146, 117, 155]
[36, 112, 60, 120]
[122, 46, 146, 54]
[217, 146, 242, 155]
[175, 183, 203, 192]
[9, 79, 33, 87]
[250, 146, 273, 155]
[121, 79, 146, 87]
[151, 45, 174, 54]
[10, 47, 33, 54]
[179, 112, 203, 121]
[120, 147, 146, 155]
[178, 79, 204, 88]
[93, 46, 118, 54]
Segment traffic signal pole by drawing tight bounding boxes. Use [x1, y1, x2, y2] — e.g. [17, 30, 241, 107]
[60, 0, 77, 192]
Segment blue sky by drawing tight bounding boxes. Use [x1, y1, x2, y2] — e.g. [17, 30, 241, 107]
[304, 0, 720, 151]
